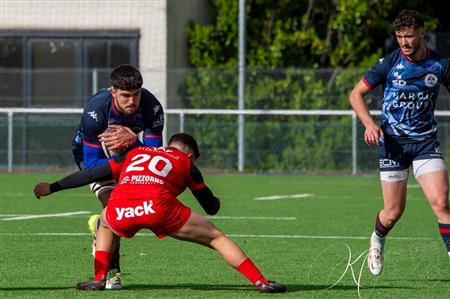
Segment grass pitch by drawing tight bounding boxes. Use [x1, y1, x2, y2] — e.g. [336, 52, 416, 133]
[1, 173, 449, 298]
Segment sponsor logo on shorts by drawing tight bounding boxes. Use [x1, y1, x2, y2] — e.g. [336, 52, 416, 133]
[116, 200, 156, 220]
[388, 174, 402, 180]
[379, 159, 399, 168]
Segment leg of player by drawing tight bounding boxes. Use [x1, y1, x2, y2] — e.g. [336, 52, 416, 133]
[171, 210, 287, 293]
[76, 210, 117, 291]
[89, 182, 122, 290]
[414, 165, 450, 258]
[368, 178, 408, 276]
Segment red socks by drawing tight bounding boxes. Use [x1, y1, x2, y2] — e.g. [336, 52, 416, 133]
[236, 258, 269, 285]
[94, 250, 112, 281]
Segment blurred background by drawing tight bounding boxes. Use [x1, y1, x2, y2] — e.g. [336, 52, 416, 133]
[1, 0, 449, 173]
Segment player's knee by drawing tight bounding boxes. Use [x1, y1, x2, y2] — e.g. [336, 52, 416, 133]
[209, 229, 226, 246]
[90, 182, 115, 207]
[97, 188, 113, 207]
[430, 197, 450, 214]
[209, 227, 224, 238]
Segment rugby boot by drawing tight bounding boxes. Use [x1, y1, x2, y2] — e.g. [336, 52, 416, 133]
[105, 268, 122, 290]
[255, 280, 287, 293]
[368, 231, 385, 276]
[76, 279, 106, 290]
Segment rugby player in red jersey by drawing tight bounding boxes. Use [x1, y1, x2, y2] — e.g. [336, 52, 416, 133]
[34, 133, 286, 293]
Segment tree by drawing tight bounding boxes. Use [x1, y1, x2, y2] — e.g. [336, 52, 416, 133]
[181, 0, 442, 172]
[186, 0, 438, 69]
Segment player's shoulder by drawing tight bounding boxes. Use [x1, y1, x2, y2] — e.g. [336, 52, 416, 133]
[84, 88, 112, 111]
[130, 145, 163, 156]
[81, 89, 112, 128]
[128, 146, 188, 162]
[373, 49, 402, 68]
[428, 49, 450, 66]
[139, 88, 164, 117]
[141, 88, 162, 105]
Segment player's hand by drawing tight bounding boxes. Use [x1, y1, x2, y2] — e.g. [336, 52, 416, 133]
[99, 125, 137, 151]
[33, 183, 51, 199]
[364, 123, 384, 146]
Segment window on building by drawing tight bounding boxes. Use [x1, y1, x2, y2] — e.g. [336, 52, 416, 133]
[0, 30, 139, 107]
[0, 38, 23, 106]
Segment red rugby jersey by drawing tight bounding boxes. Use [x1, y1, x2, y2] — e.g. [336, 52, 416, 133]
[108, 146, 206, 200]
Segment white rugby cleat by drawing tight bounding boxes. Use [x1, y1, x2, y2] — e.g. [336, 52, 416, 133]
[368, 231, 385, 276]
[105, 269, 122, 290]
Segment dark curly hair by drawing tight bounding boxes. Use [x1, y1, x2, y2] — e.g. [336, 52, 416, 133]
[393, 10, 424, 31]
[110, 64, 143, 90]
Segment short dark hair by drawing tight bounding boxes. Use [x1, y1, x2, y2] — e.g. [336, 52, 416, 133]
[393, 10, 424, 31]
[168, 133, 200, 159]
[110, 64, 143, 90]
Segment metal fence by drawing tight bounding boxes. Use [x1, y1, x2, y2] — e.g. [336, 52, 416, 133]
[1, 108, 449, 174]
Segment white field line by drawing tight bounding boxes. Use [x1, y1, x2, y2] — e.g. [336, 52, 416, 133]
[208, 216, 296, 220]
[407, 184, 421, 189]
[0, 213, 294, 222]
[1, 211, 92, 221]
[254, 193, 313, 201]
[226, 234, 431, 241]
[4, 192, 93, 197]
[0, 214, 30, 217]
[0, 232, 431, 241]
[4, 193, 28, 197]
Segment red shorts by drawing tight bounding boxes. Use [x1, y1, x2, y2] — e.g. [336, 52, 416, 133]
[105, 195, 191, 239]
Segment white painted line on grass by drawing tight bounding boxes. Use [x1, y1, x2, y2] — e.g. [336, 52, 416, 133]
[4, 193, 93, 197]
[254, 193, 313, 201]
[0, 213, 294, 222]
[4, 193, 27, 197]
[0, 214, 31, 217]
[407, 184, 421, 189]
[227, 234, 431, 241]
[0, 232, 431, 241]
[1, 232, 91, 236]
[1, 211, 92, 221]
[208, 216, 296, 221]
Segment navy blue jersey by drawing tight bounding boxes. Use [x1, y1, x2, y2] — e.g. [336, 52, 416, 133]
[72, 87, 164, 169]
[363, 48, 450, 142]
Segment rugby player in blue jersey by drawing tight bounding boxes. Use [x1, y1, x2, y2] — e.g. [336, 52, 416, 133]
[72, 64, 164, 288]
[349, 10, 450, 276]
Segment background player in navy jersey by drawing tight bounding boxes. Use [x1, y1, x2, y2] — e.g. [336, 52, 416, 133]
[71, 64, 165, 288]
[349, 9, 450, 276]
[34, 133, 286, 293]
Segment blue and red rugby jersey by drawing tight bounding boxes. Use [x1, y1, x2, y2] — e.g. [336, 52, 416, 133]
[363, 48, 450, 143]
[72, 87, 164, 169]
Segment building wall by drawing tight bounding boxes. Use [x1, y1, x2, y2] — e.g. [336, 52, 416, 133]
[167, 0, 211, 108]
[1, 0, 168, 106]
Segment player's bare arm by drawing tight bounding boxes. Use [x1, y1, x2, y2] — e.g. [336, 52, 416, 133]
[98, 124, 137, 151]
[349, 80, 383, 145]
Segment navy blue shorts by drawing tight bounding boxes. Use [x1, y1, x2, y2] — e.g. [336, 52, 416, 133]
[378, 137, 443, 172]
